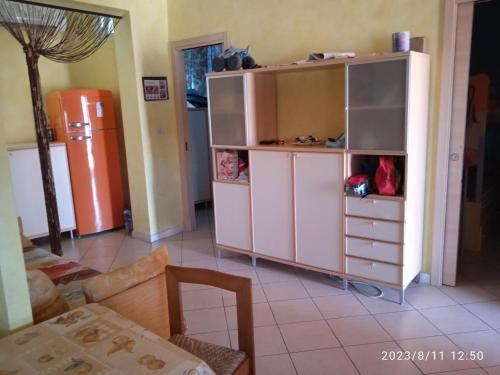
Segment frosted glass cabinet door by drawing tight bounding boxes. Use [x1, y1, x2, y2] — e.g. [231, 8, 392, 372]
[208, 75, 247, 146]
[347, 59, 407, 151]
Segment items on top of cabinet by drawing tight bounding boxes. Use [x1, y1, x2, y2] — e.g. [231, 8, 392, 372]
[295, 51, 356, 64]
[392, 31, 410, 52]
[326, 133, 345, 148]
[292, 135, 322, 146]
[212, 45, 260, 72]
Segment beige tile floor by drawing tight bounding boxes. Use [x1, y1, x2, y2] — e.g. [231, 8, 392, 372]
[40, 207, 500, 375]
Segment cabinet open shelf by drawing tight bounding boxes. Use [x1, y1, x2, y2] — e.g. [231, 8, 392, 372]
[346, 153, 406, 198]
[212, 148, 249, 183]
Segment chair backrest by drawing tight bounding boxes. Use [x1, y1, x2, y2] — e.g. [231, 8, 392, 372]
[165, 265, 255, 375]
[83, 245, 170, 338]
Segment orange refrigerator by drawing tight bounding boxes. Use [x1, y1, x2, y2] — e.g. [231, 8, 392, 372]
[46, 89, 125, 236]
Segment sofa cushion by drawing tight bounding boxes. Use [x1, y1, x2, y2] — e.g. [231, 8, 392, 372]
[82, 246, 169, 302]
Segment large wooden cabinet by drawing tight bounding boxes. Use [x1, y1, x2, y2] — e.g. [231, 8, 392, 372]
[209, 51, 430, 302]
[8, 143, 76, 238]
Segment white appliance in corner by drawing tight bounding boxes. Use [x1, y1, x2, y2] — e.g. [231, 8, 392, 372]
[7, 142, 76, 238]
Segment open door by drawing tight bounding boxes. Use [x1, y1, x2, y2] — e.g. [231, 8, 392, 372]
[441, 2, 475, 286]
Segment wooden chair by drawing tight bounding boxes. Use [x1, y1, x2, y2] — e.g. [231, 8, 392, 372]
[166, 265, 255, 375]
[83, 245, 170, 339]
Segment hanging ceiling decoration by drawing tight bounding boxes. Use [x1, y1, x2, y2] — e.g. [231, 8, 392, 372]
[0, 0, 121, 255]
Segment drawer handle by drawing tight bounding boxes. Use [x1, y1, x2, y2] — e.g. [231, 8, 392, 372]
[370, 263, 376, 269]
[70, 135, 91, 141]
[68, 122, 89, 127]
[371, 200, 377, 205]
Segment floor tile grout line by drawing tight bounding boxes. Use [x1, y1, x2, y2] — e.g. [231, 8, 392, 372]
[106, 233, 130, 271]
[418, 302, 498, 333]
[460, 301, 500, 331]
[392, 338, 425, 374]
[438, 283, 500, 305]
[264, 290, 300, 375]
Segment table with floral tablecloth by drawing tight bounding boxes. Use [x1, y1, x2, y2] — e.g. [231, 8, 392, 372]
[0, 303, 215, 375]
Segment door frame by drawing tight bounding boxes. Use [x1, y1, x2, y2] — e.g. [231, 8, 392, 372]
[431, 0, 475, 285]
[170, 32, 229, 231]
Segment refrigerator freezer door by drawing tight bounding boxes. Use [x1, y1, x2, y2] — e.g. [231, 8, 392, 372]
[61, 91, 116, 131]
[65, 129, 124, 235]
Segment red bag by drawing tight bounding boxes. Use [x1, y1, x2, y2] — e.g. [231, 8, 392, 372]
[375, 156, 398, 196]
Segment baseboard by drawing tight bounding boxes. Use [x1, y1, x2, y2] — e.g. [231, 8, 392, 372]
[132, 225, 183, 243]
[419, 272, 431, 284]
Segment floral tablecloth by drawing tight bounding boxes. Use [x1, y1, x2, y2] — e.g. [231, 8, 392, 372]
[0, 303, 215, 375]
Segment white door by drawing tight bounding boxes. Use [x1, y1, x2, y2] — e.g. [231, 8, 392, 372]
[295, 153, 343, 271]
[250, 151, 294, 260]
[442, 2, 474, 286]
[213, 182, 252, 251]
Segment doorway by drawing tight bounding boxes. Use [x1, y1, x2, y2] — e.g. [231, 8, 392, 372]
[171, 33, 229, 231]
[184, 44, 223, 230]
[435, 0, 500, 286]
[456, 0, 500, 282]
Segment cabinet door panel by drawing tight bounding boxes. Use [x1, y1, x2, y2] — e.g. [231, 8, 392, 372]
[51, 146, 76, 231]
[213, 182, 252, 251]
[347, 59, 407, 151]
[208, 75, 247, 146]
[251, 151, 294, 260]
[295, 153, 343, 272]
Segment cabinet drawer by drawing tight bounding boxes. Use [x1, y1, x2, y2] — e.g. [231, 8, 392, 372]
[346, 257, 402, 285]
[346, 196, 403, 221]
[346, 217, 403, 243]
[345, 237, 402, 264]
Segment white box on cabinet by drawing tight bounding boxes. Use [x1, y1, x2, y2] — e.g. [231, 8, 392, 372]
[7, 143, 76, 238]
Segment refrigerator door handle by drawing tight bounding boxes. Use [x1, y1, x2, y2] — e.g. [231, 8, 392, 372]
[68, 122, 90, 128]
[70, 135, 92, 141]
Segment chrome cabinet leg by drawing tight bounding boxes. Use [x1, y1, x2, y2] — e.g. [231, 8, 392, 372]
[414, 273, 421, 284]
[399, 289, 405, 305]
[342, 278, 348, 291]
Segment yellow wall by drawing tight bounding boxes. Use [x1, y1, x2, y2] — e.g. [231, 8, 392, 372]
[276, 68, 345, 141]
[0, 29, 72, 143]
[0, 125, 32, 334]
[168, 0, 444, 272]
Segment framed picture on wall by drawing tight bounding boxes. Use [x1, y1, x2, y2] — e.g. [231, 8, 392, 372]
[142, 76, 169, 101]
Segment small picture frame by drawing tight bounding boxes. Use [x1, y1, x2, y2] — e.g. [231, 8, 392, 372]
[142, 76, 169, 101]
